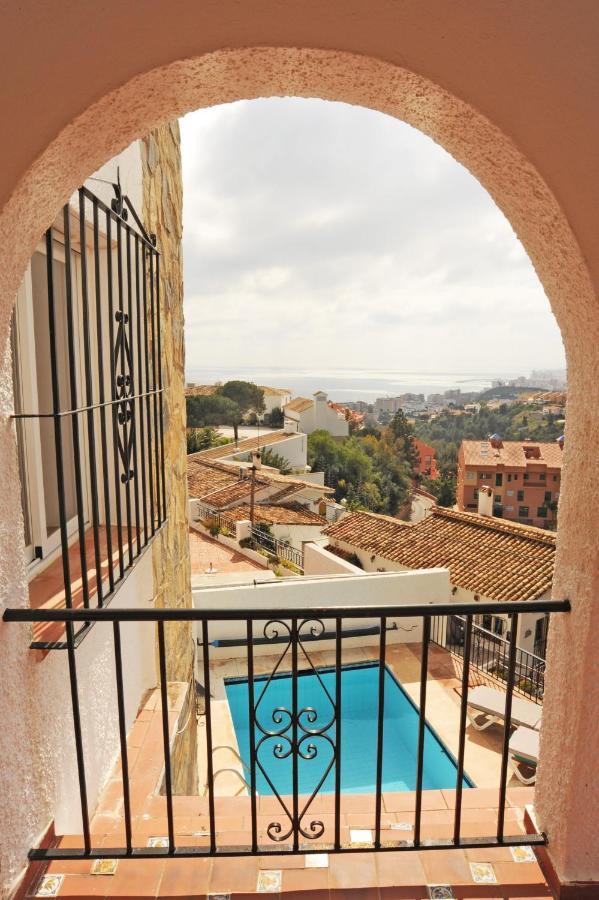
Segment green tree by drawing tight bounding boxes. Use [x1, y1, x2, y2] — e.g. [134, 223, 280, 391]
[217, 381, 265, 424]
[186, 393, 243, 440]
[389, 410, 418, 468]
[259, 447, 292, 475]
[186, 426, 230, 454]
[266, 406, 284, 428]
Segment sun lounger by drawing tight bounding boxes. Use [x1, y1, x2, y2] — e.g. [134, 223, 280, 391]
[466, 685, 542, 732]
[509, 726, 540, 785]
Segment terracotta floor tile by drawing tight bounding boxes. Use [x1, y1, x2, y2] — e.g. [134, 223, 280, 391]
[491, 861, 548, 886]
[258, 854, 305, 869]
[419, 849, 472, 886]
[283, 866, 330, 892]
[104, 859, 165, 897]
[329, 888, 379, 900]
[375, 852, 427, 888]
[329, 853, 377, 890]
[282, 891, 329, 900]
[209, 856, 259, 893]
[52, 873, 111, 896]
[156, 856, 211, 897]
[378, 888, 426, 899]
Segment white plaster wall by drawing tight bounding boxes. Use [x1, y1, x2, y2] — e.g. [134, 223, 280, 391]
[303, 542, 364, 576]
[0, 548, 156, 897]
[270, 522, 325, 551]
[82, 141, 143, 217]
[264, 433, 306, 469]
[193, 568, 451, 659]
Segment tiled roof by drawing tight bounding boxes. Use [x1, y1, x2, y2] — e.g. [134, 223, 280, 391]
[186, 459, 238, 499]
[225, 502, 327, 526]
[187, 458, 333, 505]
[201, 478, 267, 509]
[461, 439, 564, 469]
[190, 431, 293, 461]
[185, 383, 217, 396]
[266, 484, 303, 502]
[259, 385, 292, 396]
[284, 397, 313, 413]
[324, 511, 412, 557]
[325, 507, 555, 602]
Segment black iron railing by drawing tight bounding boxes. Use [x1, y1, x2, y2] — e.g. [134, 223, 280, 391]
[431, 614, 546, 703]
[193, 503, 305, 570]
[3, 598, 569, 861]
[12, 185, 166, 648]
[250, 525, 304, 570]
[193, 502, 237, 536]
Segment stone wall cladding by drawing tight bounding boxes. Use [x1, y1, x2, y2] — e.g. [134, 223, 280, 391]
[141, 122, 193, 684]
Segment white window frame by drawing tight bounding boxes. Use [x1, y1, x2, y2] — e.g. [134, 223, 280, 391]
[12, 240, 91, 573]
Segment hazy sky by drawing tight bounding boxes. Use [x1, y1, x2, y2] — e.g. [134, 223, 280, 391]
[180, 98, 565, 376]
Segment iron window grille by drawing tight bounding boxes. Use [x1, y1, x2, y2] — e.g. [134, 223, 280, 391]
[11, 183, 166, 649]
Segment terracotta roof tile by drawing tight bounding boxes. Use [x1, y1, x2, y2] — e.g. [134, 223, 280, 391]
[284, 397, 313, 413]
[225, 502, 327, 526]
[461, 439, 564, 469]
[187, 458, 333, 505]
[325, 507, 555, 602]
[191, 430, 293, 461]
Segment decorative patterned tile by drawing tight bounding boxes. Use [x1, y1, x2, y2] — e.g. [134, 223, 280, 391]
[91, 858, 118, 875]
[147, 836, 169, 847]
[510, 844, 536, 863]
[469, 861, 498, 884]
[256, 869, 282, 892]
[305, 853, 329, 868]
[427, 887, 455, 900]
[31, 875, 64, 897]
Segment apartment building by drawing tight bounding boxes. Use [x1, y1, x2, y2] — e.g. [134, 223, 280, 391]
[412, 437, 439, 479]
[457, 436, 563, 529]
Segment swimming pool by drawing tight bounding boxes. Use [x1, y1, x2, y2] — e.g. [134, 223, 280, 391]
[225, 662, 472, 795]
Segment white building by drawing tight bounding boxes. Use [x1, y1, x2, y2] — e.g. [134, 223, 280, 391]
[284, 391, 349, 437]
[259, 385, 292, 422]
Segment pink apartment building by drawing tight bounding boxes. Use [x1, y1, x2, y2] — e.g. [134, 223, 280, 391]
[457, 436, 563, 528]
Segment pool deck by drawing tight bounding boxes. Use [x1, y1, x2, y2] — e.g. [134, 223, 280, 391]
[17, 644, 551, 899]
[205, 641, 519, 795]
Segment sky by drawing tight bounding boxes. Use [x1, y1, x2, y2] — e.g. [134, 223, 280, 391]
[180, 98, 565, 378]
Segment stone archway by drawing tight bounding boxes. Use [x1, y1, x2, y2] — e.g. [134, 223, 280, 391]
[0, 46, 597, 890]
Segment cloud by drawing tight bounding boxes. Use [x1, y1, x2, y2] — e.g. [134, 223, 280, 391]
[180, 98, 565, 377]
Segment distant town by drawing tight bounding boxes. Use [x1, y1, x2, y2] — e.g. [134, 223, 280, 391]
[185, 368, 566, 535]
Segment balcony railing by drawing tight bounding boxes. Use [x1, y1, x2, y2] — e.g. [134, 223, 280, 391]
[4, 597, 568, 863]
[193, 502, 305, 571]
[431, 615, 546, 703]
[250, 525, 304, 571]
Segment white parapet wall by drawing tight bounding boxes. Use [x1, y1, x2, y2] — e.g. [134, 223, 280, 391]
[193, 568, 451, 660]
[303, 542, 364, 576]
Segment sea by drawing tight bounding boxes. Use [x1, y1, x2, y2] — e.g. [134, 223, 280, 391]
[184, 366, 522, 403]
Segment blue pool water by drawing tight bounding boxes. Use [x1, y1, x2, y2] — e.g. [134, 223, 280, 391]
[225, 663, 472, 795]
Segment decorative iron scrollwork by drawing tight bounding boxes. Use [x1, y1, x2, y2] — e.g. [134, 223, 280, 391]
[114, 308, 135, 484]
[252, 618, 337, 844]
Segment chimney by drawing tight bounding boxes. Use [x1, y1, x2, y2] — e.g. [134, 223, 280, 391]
[478, 485, 494, 517]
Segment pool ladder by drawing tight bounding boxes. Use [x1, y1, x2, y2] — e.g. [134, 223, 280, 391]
[209, 744, 251, 794]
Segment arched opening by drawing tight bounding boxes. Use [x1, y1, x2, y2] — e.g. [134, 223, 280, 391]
[1, 45, 597, 893]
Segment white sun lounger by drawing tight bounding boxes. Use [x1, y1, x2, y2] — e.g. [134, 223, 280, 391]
[466, 685, 542, 732]
[509, 726, 540, 785]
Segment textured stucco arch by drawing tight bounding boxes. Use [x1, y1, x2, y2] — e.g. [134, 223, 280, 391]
[0, 47, 597, 887]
